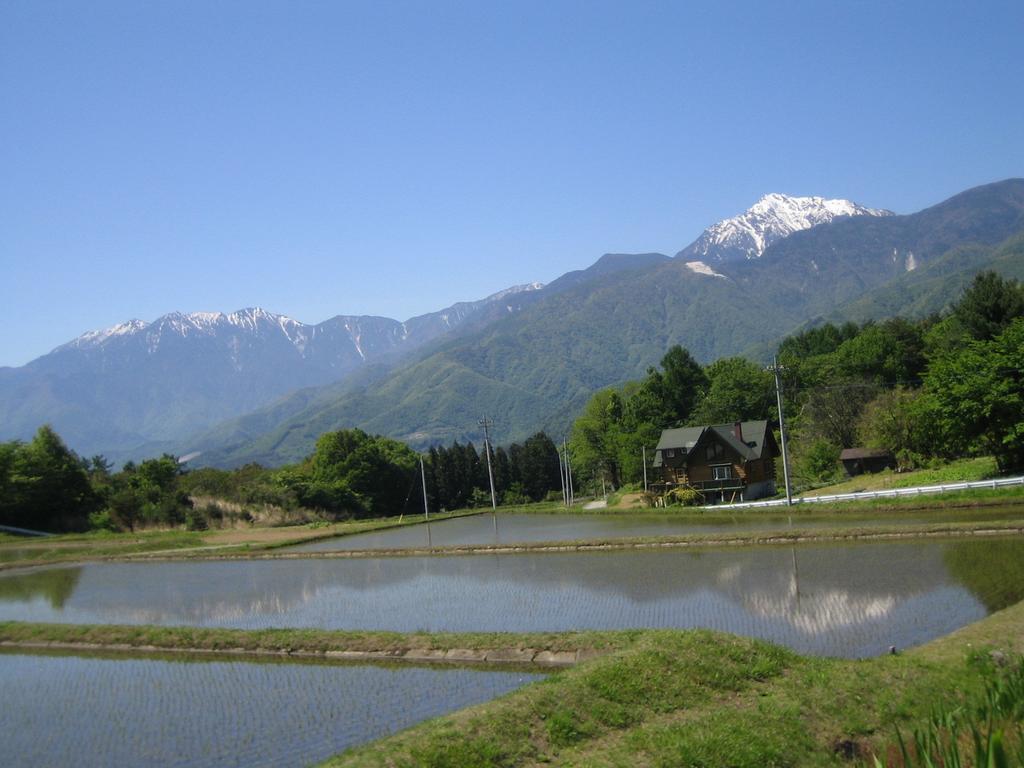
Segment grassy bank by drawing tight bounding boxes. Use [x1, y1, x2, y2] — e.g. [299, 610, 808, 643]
[798, 457, 999, 497]
[0, 621, 633, 661]
[325, 601, 1024, 767]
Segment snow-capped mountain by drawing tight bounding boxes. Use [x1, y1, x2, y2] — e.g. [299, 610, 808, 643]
[54, 285, 545, 363]
[676, 193, 892, 263]
[0, 284, 544, 457]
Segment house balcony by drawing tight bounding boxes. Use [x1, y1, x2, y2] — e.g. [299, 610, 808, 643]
[690, 478, 746, 492]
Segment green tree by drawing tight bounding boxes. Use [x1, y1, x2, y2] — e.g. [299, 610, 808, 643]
[952, 271, 1024, 341]
[828, 319, 927, 385]
[297, 429, 419, 517]
[799, 381, 880, 449]
[518, 432, 561, 501]
[691, 357, 775, 424]
[642, 346, 709, 426]
[924, 318, 1024, 472]
[0, 426, 98, 531]
[569, 388, 625, 487]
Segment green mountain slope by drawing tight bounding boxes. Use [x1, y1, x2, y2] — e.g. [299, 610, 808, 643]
[191, 179, 1024, 467]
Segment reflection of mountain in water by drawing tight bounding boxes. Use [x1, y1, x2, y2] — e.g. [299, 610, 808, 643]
[0, 567, 82, 609]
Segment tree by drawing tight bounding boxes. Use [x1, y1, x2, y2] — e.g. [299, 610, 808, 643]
[642, 346, 708, 426]
[569, 388, 625, 488]
[691, 357, 775, 424]
[856, 387, 942, 466]
[828, 319, 927, 385]
[0, 426, 98, 531]
[517, 433, 561, 501]
[952, 271, 1024, 341]
[924, 318, 1024, 472]
[799, 381, 880, 449]
[298, 429, 418, 517]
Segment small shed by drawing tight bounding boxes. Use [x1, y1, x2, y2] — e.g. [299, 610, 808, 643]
[839, 448, 896, 477]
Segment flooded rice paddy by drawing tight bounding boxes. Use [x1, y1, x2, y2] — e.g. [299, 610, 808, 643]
[0, 650, 543, 767]
[288, 509, 1024, 552]
[3, 537, 1022, 658]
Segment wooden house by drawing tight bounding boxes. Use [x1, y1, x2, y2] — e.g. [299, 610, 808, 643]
[652, 421, 780, 503]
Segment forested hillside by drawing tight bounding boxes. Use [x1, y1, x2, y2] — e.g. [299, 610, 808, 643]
[568, 272, 1024, 495]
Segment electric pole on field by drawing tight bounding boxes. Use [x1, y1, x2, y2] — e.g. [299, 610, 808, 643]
[642, 446, 648, 492]
[563, 437, 574, 506]
[420, 455, 430, 520]
[479, 416, 498, 511]
[558, 450, 567, 505]
[771, 356, 793, 506]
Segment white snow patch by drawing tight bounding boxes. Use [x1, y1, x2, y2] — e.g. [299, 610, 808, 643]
[685, 261, 727, 279]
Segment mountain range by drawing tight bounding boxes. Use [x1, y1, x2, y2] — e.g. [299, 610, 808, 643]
[0, 284, 543, 458]
[3, 179, 1023, 465]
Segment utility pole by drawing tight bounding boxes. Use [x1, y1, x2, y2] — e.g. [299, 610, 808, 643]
[420, 456, 430, 520]
[479, 416, 498, 512]
[558, 451, 567, 505]
[771, 355, 793, 506]
[563, 438, 574, 506]
[642, 446, 648, 492]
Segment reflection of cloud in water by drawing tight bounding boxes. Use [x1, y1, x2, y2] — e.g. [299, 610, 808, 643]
[716, 565, 897, 635]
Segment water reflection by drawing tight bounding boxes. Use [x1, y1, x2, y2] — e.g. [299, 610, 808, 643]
[0, 651, 542, 768]
[944, 538, 1024, 612]
[2, 538, 1021, 657]
[0, 566, 81, 608]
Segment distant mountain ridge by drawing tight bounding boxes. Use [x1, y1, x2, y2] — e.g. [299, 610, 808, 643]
[676, 193, 892, 264]
[0, 284, 544, 457]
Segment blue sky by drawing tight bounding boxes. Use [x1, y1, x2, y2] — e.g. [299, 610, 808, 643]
[2, 0, 1022, 367]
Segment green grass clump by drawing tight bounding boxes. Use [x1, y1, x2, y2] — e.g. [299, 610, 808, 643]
[868, 653, 1024, 767]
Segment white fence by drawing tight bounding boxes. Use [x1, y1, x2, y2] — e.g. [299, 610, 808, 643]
[704, 475, 1024, 510]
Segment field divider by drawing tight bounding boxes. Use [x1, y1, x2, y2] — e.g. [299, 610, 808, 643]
[0, 622, 620, 668]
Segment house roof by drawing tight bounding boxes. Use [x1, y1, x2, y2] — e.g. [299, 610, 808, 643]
[654, 421, 774, 464]
[839, 448, 893, 461]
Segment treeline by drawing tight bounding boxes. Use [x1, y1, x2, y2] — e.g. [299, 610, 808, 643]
[0, 428, 192, 533]
[185, 429, 564, 516]
[1, 425, 564, 533]
[570, 272, 1024, 488]
[423, 432, 562, 510]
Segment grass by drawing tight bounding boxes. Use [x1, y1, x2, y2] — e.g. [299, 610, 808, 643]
[867, 653, 1024, 767]
[799, 457, 1000, 497]
[322, 600, 1024, 767]
[0, 621, 638, 657]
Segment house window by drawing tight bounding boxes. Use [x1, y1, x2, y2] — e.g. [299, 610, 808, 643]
[712, 465, 731, 481]
[705, 442, 724, 461]
[665, 449, 675, 458]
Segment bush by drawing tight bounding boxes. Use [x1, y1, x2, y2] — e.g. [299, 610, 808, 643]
[185, 508, 209, 531]
[666, 486, 703, 506]
[87, 510, 119, 532]
[795, 439, 841, 485]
